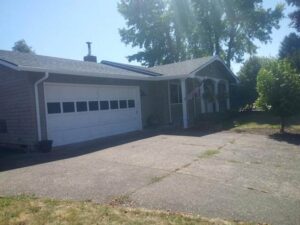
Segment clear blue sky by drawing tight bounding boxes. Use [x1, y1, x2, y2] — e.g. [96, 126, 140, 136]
[0, 0, 296, 73]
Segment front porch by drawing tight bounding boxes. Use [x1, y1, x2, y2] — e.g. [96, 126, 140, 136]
[168, 76, 231, 129]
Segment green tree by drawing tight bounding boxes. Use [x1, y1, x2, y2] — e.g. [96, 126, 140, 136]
[286, 0, 300, 32]
[238, 56, 270, 110]
[256, 60, 300, 133]
[12, 39, 35, 54]
[118, 0, 284, 68]
[279, 33, 300, 72]
[118, 0, 188, 66]
[191, 0, 283, 67]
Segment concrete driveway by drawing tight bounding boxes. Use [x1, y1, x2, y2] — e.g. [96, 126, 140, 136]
[0, 130, 299, 225]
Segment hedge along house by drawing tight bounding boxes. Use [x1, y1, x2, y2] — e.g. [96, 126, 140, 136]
[0, 48, 237, 149]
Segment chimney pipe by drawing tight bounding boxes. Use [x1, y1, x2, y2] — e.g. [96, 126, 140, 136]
[83, 41, 97, 63]
[86, 42, 92, 56]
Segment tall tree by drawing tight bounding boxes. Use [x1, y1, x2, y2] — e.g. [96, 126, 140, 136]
[256, 60, 300, 133]
[12, 39, 35, 54]
[279, 33, 300, 72]
[118, 0, 185, 66]
[118, 0, 283, 68]
[286, 0, 300, 32]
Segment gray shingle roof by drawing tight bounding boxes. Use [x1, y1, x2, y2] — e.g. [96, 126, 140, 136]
[0, 50, 236, 82]
[0, 50, 152, 78]
[148, 57, 214, 76]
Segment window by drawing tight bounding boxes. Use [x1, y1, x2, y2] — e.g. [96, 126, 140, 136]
[63, 102, 75, 113]
[47, 102, 61, 114]
[0, 120, 7, 134]
[170, 83, 182, 104]
[110, 100, 119, 109]
[89, 101, 99, 111]
[76, 101, 87, 112]
[128, 99, 135, 108]
[100, 101, 109, 110]
[119, 100, 127, 109]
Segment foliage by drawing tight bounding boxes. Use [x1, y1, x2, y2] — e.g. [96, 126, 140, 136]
[279, 33, 300, 72]
[256, 60, 300, 132]
[12, 39, 35, 54]
[286, 0, 300, 32]
[238, 56, 271, 109]
[118, 0, 284, 67]
[118, 0, 188, 66]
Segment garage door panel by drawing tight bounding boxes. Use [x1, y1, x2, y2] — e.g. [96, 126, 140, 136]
[45, 83, 142, 146]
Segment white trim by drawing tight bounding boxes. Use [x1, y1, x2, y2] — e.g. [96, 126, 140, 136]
[34, 72, 49, 141]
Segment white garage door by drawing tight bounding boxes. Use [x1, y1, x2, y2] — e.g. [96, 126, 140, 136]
[44, 83, 142, 146]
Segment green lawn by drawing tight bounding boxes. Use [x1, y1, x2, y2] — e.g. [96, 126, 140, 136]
[227, 112, 300, 133]
[0, 196, 259, 225]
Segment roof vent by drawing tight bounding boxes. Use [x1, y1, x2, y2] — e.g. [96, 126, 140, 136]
[83, 42, 97, 63]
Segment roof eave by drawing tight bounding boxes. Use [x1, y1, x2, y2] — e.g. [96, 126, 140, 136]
[0, 61, 155, 81]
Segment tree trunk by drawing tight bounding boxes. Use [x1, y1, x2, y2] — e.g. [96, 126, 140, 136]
[280, 116, 285, 133]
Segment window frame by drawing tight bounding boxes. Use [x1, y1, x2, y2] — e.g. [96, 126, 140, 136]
[128, 99, 135, 108]
[110, 100, 119, 110]
[88, 101, 99, 111]
[62, 102, 75, 113]
[76, 101, 88, 112]
[119, 100, 128, 109]
[100, 100, 109, 110]
[47, 102, 61, 114]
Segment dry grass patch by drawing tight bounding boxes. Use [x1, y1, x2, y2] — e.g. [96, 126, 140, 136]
[199, 149, 221, 159]
[0, 195, 262, 225]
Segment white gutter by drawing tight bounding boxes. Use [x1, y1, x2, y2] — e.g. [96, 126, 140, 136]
[34, 72, 49, 142]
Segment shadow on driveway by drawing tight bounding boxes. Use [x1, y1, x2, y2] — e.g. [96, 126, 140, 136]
[269, 132, 300, 146]
[0, 128, 217, 172]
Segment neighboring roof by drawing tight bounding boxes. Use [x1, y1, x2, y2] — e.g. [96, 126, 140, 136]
[0, 50, 237, 82]
[0, 50, 153, 79]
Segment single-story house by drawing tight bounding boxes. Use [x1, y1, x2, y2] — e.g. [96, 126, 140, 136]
[0, 49, 238, 149]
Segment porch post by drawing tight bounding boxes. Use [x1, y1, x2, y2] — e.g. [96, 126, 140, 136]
[181, 79, 188, 129]
[214, 79, 220, 112]
[226, 81, 230, 110]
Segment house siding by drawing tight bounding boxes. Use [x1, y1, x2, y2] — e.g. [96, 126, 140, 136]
[0, 66, 39, 149]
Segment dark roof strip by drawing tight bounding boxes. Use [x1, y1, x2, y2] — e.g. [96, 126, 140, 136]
[0, 58, 18, 67]
[101, 60, 162, 77]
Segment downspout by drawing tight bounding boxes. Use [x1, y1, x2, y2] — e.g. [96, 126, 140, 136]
[34, 72, 49, 142]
